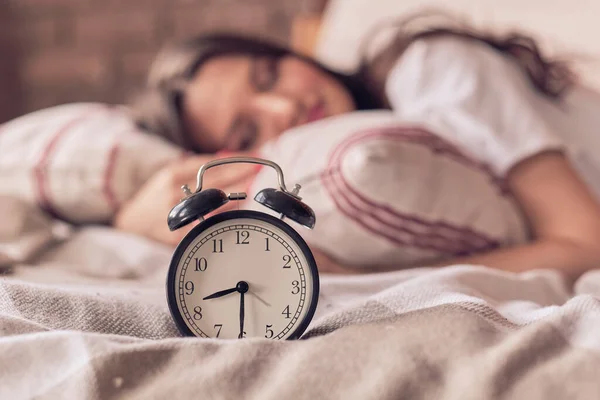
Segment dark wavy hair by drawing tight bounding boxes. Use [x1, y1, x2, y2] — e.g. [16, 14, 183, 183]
[131, 12, 574, 152]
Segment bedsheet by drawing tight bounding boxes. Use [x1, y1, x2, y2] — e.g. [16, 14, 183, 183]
[1, 196, 600, 399]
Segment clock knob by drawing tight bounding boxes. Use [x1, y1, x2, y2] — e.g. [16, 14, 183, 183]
[254, 188, 316, 229]
[167, 188, 229, 231]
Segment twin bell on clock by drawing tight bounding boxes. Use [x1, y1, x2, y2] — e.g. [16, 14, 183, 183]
[165, 156, 320, 341]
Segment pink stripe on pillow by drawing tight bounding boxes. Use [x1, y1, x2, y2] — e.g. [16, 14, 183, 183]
[33, 106, 109, 219]
[328, 130, 501, 248]
[322, 170, 475, 255]
[321, 126, 502, 255]
[103, 142, 121, 212]
[34, 116, 90, 219]
[329, 130, 501, 249]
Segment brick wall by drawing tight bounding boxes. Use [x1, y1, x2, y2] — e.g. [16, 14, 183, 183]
[0, 0, 305, 123]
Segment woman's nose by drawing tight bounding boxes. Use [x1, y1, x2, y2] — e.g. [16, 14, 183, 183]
[250, 93, 301, 136]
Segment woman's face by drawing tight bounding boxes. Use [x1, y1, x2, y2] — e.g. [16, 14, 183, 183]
[181, 54, 356, 153]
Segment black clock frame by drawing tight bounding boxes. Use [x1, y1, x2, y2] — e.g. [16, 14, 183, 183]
[166, 209, 320, 340]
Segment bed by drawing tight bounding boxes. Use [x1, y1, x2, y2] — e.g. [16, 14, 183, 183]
[2, 2, 600, 399]
[4, 195, 600, 399]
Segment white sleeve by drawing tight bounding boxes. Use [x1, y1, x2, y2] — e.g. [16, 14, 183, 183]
[385, 37, 565, 176]
[0, 103, 182, 223]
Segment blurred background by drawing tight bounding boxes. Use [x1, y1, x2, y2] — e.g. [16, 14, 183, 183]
[0, 0, 325, 123]
[2, 0, 599, 125]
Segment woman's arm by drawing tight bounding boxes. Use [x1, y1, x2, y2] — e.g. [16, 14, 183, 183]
[362, 37, 600, 281]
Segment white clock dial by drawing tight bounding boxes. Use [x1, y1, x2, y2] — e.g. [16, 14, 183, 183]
[171, 215, 316, 340]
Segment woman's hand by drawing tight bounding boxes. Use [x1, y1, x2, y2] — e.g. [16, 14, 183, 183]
[113, 153, 260, 246]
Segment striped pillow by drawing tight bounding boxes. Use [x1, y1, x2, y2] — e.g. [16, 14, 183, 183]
[249, 111, 528, 268]
[0, 103, 181, 224]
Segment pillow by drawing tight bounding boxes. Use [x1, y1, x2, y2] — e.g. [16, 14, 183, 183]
[0, 103, 182, 224]
[247, 111, 528, 268]
[316, 0, 600, 91]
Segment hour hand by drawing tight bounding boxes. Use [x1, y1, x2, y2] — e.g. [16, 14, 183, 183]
[203, 287, 237, 300]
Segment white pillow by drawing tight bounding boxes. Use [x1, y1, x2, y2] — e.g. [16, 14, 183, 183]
[248, 111, 528, 268]
[316, 0, 600, 91]
[0, 103, 182, 223]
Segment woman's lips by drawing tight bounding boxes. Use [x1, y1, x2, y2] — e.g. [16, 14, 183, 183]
[306, 100, 326, 123]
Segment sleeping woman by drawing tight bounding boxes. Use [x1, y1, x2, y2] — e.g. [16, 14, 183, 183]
[116, 17, 600, 281]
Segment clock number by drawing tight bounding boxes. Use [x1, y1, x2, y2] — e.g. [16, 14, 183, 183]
[194, 257, 208, 272]
[282, 255, 292, 269]
[282, 305, 291, 319]
[212, 239, 223, 253]
[265, 324, 274, 338]
[185, 281, 194, 295]
[236, 231, 250, 244]
[265, 238, 270, 251]
[291, 280, 300, 295]
[214, 324, 223, 338]
[193, 306, 203, 320]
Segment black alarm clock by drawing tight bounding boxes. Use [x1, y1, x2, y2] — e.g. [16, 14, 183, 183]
[166, 157, 319, 340]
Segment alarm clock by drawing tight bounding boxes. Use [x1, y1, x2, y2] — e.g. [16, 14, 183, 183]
[166, 156, 319, 340]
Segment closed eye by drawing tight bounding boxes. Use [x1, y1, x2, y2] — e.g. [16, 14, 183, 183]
[251, 56, 279, 92]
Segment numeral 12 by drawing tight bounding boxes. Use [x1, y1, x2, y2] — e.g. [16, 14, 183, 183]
[236, 231, 250, 244]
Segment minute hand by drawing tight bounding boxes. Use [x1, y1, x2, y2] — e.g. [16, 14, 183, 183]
[203, 287, 238, 300]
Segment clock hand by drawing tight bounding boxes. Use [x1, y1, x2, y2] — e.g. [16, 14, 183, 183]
[249, 289, 271, 307]
[203, 287, 237, 300]
[238, 290, 245, 339]
[236, 281, 249, 339]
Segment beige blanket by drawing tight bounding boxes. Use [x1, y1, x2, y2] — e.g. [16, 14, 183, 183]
[1, 197, 600, 400]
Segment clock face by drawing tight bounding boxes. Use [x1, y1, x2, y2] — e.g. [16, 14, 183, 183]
[167, 210, 319, 340]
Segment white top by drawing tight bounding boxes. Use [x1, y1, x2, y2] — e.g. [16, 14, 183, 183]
[385, 36, 600, 198]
